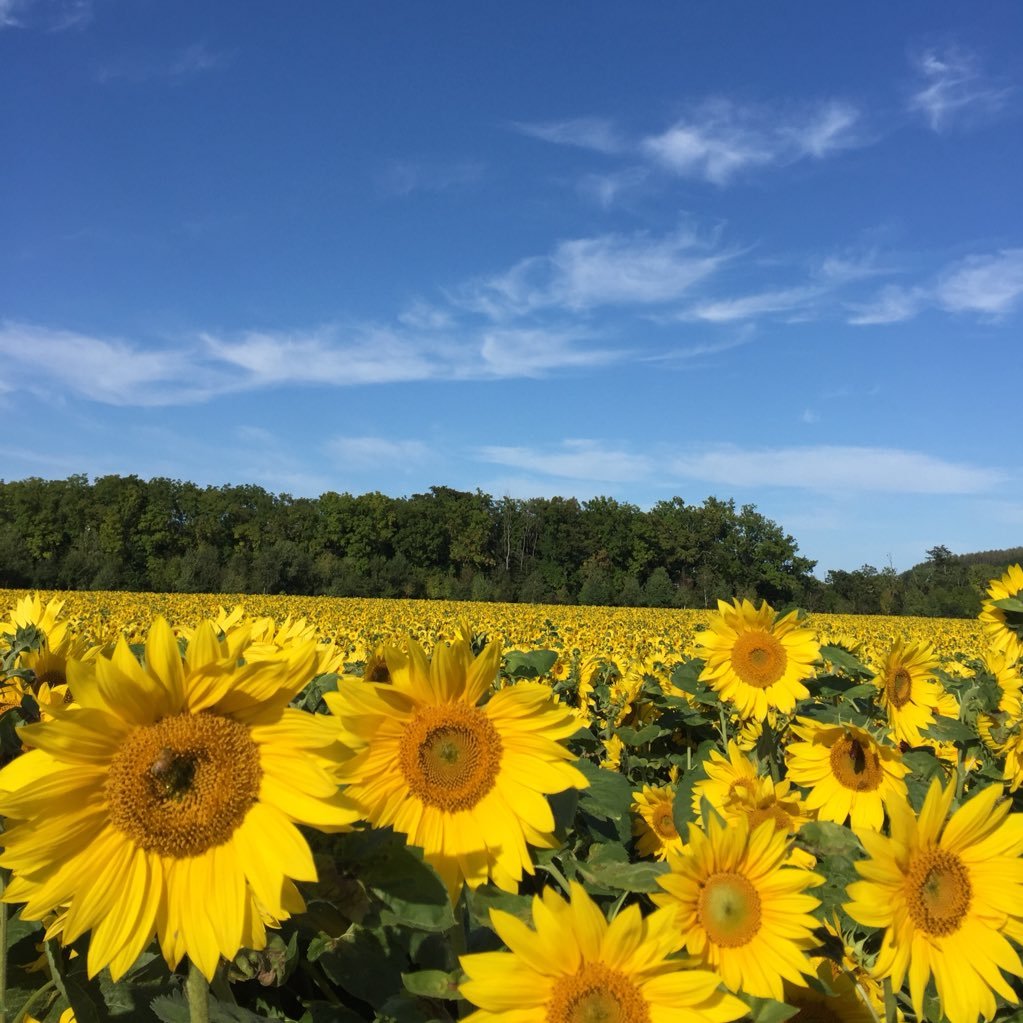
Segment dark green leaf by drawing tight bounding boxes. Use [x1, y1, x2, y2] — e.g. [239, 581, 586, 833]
[503, 650, 558, 679]
[401, 970, 462, 1000]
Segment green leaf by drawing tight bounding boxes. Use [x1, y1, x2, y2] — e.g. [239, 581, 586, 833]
[313, 925, 408, 1009]
[616, 724, 667, 746]
[922, 715, 977, 743]
[503, 650, 558, 679]
[819, 645, 874, 679]
[401, 969, 462, 1000]
[746, 996, 800, 1023]
[576, 758, 632, 842]
[992, 597, 1023, 613]
[577, 846, 669, 893]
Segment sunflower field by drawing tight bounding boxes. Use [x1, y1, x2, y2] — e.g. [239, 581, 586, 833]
[0, 571, 1022, 1023]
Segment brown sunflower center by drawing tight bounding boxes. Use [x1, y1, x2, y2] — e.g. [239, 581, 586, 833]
[697, 871, 762, 947]
[829, 734, 884, 792]
[398, 703, 502, 811]
[906, 848, 971, 936]
[546, 962, 651, 1023]
[731, 630, 787, 689]
[106, 712, 262, 858]
[653, 805, 677, 839]
[35, 668, 68, 688]
[366, 659, 391, 683]
[887, 667, 913, 708]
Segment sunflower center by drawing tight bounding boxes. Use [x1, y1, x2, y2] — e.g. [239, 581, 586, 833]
[106, 712, 262, 858]
[366, 661, 391, 683]
[398, 703, 502, 812]
[654, 806, 677, 839]
[697, 871, 762, 947]
[35, 668, 67, 687]
[906, 848, 972, 936]
[829, 734, 883, 792]
[731, 630, 787, 689]
[546, 962, 651, 1023]
[888, 668, 913, 707]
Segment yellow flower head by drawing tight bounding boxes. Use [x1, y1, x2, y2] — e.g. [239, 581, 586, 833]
[979, 564, 1023, 663]
[698, 599, 820, 721]
[460, 882, 748, 1023]
[631, 784, 685, 861]
[326, 633, 588, 902]
[873, 638, 945, 747]
[653, 815, 823, 1000]
[786, 717, 909, 831]
[845, 780, 1023, 1023]
[0, 617, 358, 981]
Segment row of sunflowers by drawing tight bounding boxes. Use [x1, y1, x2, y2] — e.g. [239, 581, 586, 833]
[0, 567, 1020, 1023]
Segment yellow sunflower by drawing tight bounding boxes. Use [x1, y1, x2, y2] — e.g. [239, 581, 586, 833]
[691, 740, 758, 818]
[785, 717, 909, 831]
[632, 785, 685, 860]
[782, 960, 876, 1023]
[980, 564, 1023, 663]
[653, 815, 823, 1000]
[0, 617, 358, 981]
[325, 634, 588, 902]
[697, 599, 820, 721]
[873, 638, 946, 746]
[3, 593, 94, 694]
[459, 882, 748, 1023]
[845, 779, 1023, 1023]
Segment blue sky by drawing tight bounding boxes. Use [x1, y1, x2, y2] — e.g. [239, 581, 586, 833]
[2, 1, 1021, 577]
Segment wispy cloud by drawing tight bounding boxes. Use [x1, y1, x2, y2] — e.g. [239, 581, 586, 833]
[641, 99, 863, 185]
[97, 41, 229, 82]
[0, 0, 90, 30]
[512, 117, 625, 154]
[457, 225, 730, 317]
[847, 284, 927, 325]
[849, 249, 1023, 324]
[685, 285, 821, 323]
[0, 319, 625, 407]
[668, 444, 1004, 494]
[378, 159, 485, 197]
[907, 46, 1012, 131]
[935, 249, 1023, 315]
[325, 435, 433, 469]
[478, 439, 652, 483]
[475, 439, 1004, 495]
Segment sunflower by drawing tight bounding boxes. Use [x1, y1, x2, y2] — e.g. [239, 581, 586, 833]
[459, 882, 748, 1023]
[785, 718, 909, 831]
[0, 617, 359, 981]
[697, 599, 820, 721]
[653, 815, 823, 1000]
[782, 962, 877, 1023]
[325, 634, 588, 902]
[632, 785, 685, 860]
[690, 740, 758, 818]
[845, 779, 1023, 1023]
[873, 638, 947, 746]
[3, 594, 94, 695]
[980, 564, 1023, 663]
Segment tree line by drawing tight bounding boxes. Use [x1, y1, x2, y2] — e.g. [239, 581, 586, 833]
[0, 476, 1011, 616]
[0, 475, 815, 607]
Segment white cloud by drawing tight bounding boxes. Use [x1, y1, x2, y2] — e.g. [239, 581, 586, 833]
[936, 249, 1023, 316]
[97, 41, 228, 82]
[512, 117, 625, 154]
[459, 226, 729, 317]
[378, 159, 485, 197]
[325, 436, 432, 469]
[669, 444, 1004, 494]
[478, 440, 652, 483]
[849, 249, 1023, 324]
[847, 284, 927, 325]
[686, 285, 819, 323]
[0, 0, 89, 29]
[641, 99, 863, 184]
[476, 439, 1004, 495]
[577, 167, 650, 208]
[908, 46, 1011, 131]
[478, 328, 620, 376]
[0, 0, 21, 26]
[0, 321, 222, 405]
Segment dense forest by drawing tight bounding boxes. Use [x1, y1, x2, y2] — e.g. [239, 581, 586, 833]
[0, 475, 1015, 617]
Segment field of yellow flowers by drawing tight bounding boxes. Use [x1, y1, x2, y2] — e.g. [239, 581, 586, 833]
[0, 574, 1020, 1023]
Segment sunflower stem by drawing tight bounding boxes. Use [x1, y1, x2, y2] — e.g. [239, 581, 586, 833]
[10, 980, 56, 1023]
[0, 872, 7, 1023]
[882, 976, 897, 1023]
[186, 960, 211, 1023]
[718, 705, 729, 746]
